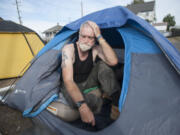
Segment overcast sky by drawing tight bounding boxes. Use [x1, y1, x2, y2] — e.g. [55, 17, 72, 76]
[0, 0, 180, 36]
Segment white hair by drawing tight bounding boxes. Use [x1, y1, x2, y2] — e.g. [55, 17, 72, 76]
[79, 21, 91, 33]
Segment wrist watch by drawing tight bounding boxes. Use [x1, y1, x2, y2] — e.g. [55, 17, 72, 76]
[76, 100, 86, 108]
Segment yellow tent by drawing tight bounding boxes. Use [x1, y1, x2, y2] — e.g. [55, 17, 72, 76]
[0, 20, 44, 79]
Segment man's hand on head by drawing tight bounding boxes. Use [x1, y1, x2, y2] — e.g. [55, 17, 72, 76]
[87, 21, 101, 38]
[78, 103, 96, 126]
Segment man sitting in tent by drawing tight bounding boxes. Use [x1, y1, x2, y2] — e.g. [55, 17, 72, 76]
[48, 21, 119, 127]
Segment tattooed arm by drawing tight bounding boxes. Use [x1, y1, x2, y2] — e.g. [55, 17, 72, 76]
[61, 44, 84, 103]
[61, 44, 95, 126]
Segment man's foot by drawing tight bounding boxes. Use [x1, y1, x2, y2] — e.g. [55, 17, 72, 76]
[102, 93, 112, 100]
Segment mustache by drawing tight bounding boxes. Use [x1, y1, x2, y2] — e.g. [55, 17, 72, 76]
[79, 42, 93, 52]
[78, 42, 91, 46]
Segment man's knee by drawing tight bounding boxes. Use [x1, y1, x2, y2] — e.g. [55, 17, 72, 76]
[84, 92, 103, 114]
[96, 61, 120, 96]
[47, 102, 79, 122]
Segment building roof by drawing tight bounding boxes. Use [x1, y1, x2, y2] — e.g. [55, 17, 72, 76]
[0, 20, 34, 33]
[127, 1, 155, 14]
[153, 22, 168, 26]
[43, 23, 62, 33]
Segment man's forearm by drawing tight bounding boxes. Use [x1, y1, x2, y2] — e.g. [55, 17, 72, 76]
[64, 80, 84, 103]
[86, 21, 118, 66]
[98, 37, 118, 66]
[64, 80, 95, 125]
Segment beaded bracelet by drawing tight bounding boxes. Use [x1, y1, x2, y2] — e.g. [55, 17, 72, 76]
[97, 34, 102, 41]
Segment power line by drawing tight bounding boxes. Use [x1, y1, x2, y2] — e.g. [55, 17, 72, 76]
[15, 0, 23, 25]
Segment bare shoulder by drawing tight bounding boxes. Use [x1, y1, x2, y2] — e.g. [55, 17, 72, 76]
[62, 43, 75, 64]
[62, 44, 75, 57]
[92, 45, 100, 53]
[62, 43, 74, 52]
[92, 45, 100, 61]
[92, 45, 102, 54]
[92, 44, 106, 62]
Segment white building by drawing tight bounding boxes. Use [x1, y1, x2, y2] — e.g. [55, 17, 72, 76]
[152, 22, 167, 33]
[127, 1, 170, 36]
[152, 22, 170, 36]
[43, 23, 62, 42]
[127, 1, 155, 23]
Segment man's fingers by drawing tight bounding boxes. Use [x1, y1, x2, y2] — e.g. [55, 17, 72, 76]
[90, 116, 95, 126]
[87, 21, 97, 29]
[87, 21, 94, 26]
[91, 119, 95, 126]
[79, 103, 96, 126]
[87, 21, 101, 37]
[87, 21, 95, 30]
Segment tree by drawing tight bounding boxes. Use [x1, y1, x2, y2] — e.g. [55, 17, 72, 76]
[145, 19, 150, 23]
[163, 14, 176, 31]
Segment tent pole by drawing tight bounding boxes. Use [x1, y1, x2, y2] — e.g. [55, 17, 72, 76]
[22, 32, 35, 56]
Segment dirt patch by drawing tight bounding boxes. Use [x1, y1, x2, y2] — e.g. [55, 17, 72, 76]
[0, 78, 19, 88]
[0, 78, 33, 135]
[0, 105, 33, 135]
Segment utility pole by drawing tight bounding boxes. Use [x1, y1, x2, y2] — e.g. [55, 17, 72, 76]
[15, 0, 23, 25]
[81, 0, 83, 17]
[154, 0, 156, 23]
[15, 0, 34, 56]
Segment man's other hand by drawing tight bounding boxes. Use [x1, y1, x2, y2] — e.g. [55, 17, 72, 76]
[78, 103, 95, 126]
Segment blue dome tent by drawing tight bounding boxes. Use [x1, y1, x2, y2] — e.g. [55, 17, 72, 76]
[2, 6, 180, 135]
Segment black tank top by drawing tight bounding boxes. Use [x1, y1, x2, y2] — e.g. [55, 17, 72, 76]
[73, 43, 93, 83]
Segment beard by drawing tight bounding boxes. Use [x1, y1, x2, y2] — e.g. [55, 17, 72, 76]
[79, 42, 93, 52]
